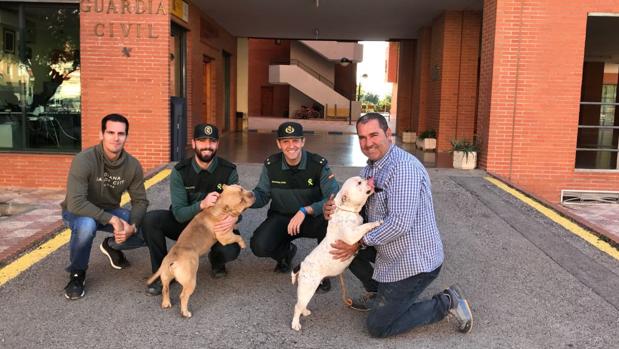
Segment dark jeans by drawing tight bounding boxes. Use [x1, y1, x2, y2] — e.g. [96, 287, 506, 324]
[250, 211, 327, 262]
[142, 209, 241, 273]
[62, 208, 145, 273]
[350, 246, 379, 292]
[367, 265, 451, 338]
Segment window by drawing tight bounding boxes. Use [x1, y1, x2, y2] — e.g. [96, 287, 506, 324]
[577, 15, 619, 169]
[0, 3, 80, 152]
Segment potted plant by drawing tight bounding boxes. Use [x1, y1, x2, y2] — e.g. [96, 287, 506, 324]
[402, 130, 416, 144]
[450, 139, 479, 169]
[416, 129, 436, 151]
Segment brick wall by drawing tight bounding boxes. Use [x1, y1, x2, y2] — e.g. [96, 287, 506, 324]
[479, 0, 619, 203]
[415, 27, 432, 135]
[427, 11, 481, 152]
[248, 39, 290, 117]
[386, 42, 399, 83]
[0, 0, 171, 188]
[0, 1, 242, 188]
[0, 155, 74, 187]
[395, 40, 415, 136]
[185, 4, 238, 137]
[80, 0, 170, 171]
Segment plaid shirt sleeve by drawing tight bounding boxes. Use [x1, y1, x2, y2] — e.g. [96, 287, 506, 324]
[363, 160, 420, 246]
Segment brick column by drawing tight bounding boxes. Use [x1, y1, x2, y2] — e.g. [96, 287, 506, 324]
[395, 40, 416, 135]
[80, 0, 171, 171]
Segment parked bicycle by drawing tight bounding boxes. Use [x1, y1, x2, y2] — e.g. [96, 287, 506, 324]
[293, 105, 321, 119]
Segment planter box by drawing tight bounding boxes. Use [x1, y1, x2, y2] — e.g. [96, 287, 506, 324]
[416, 138, 436, 151]
[452, 151, 477, 170]
[402, 131, 416, 144]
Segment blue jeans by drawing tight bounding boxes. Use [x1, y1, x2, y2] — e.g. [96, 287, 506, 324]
[62, 208, 145, 273]
[367, 265, 451, 338]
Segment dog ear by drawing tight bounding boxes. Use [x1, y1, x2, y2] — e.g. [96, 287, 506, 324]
[335, 192, 347, 206]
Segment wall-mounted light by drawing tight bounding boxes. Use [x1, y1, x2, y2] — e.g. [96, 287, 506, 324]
[275, 39, 282, 45]
[313, 28, 319, 39]
[339, 58, 352, 67]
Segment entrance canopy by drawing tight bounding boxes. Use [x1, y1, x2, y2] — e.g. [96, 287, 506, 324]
[193, 0, 482, 40]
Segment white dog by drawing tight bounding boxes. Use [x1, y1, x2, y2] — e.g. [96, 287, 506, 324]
[290, 176, 382, 331]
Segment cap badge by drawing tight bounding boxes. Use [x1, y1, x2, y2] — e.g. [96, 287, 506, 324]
[285, 125, 295, 134]
[205, 126, 213, 135]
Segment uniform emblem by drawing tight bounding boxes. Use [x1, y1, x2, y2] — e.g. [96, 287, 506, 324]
[285, 125, 295, 134]
[217, 183, 223, 191]
[307, 178, 314, 186]
[205, 125, 213, 135]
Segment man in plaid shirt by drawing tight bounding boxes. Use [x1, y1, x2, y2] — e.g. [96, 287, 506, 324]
[327, 113, 473, 337]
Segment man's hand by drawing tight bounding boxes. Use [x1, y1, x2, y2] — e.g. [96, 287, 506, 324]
[200, 191, 220, 210]
[212, 215, 236, 240]
[287, 210, 306, 236]
[109, 216, 130, 244]
[323, 194, 335, 220]
[330, 239, 359, 261]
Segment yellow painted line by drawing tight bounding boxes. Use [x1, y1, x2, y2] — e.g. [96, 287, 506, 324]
[0, 168, 172, 287]
[484, 176, 619, 261]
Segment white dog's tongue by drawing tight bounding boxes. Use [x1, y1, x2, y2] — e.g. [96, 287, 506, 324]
[367, 177, 375, 190]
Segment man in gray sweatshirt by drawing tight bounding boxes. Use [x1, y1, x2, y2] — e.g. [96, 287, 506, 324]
[60, 113, 148, 300]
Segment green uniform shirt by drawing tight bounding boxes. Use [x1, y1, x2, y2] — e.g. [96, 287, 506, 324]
[251, 150, 339, 215]
[170, 156, 239, 223]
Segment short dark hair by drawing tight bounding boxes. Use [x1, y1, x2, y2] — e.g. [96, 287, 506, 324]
[356, 112, 388, 133]
[101, 113, 129, 135]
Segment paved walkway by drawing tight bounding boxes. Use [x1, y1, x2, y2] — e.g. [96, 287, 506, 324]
[0, 164, 617, 348]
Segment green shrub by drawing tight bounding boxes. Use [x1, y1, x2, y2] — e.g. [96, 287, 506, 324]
[418, 129, 436, 140]
[450, 139, 479, 153]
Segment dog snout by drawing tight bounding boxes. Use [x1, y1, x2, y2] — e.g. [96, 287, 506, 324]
[246, 191, 256, 205]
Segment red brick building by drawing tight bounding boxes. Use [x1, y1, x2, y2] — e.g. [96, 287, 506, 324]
[0, 0, 618, 205]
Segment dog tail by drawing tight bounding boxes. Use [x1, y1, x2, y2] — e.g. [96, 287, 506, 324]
[290, 264, 301, 285]
[146, 267, 162, 285]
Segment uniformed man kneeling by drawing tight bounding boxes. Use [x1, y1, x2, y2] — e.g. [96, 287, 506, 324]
[250, 121, 339, 293]
[142, 123, 242, 295]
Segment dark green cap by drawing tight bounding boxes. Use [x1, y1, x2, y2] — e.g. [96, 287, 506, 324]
[194, 123, 219, 140]
[277, 122, 303, 139]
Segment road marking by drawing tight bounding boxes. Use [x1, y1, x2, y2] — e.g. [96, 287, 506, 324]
[0, 168, 171, 287]
[485, 176, 619, 261]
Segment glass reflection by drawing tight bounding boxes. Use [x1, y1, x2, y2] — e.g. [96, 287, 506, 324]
[0, 4, 80, 152]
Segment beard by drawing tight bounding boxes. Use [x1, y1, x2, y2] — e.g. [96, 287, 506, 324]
[194, 146, 217, 163]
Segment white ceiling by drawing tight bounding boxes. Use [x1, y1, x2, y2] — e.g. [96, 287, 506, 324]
[193, 0, 483, 41]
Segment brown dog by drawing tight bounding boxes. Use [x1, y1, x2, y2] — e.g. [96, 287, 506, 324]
[146, 184, 255, 318]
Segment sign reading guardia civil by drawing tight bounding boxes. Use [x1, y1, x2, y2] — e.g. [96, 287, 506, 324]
[80, 0, 167, 39]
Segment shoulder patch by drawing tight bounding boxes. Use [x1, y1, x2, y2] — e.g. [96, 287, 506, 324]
[265, 153, 281, 167]
[174, 157, 192, 170]
[309, 152, 328, 166]
[217, 157, 237, 169]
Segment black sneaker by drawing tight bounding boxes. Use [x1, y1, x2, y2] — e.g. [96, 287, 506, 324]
[99, 237, 130, 270]
[146, 279, 162, 296]
[316, 278, 331, 294]
[274, 243, 297, 273]
[443, 284, 473, 333]
[349, 291, 377, 311]
[64, 271, 86, 300]
[211, 264, 227, 279]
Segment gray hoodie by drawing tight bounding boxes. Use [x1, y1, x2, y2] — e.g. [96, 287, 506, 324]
[61, 143, 148, 227]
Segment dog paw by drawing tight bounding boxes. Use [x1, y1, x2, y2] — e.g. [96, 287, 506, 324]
[302, 309, 311, 317]
[161, 301, 172, 309]
[238, 239, 246, 249]
[291, 320, 301, 331]
[181, 310, 192, 318]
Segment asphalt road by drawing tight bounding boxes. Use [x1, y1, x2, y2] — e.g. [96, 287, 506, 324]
[1, 165, 617, 348]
